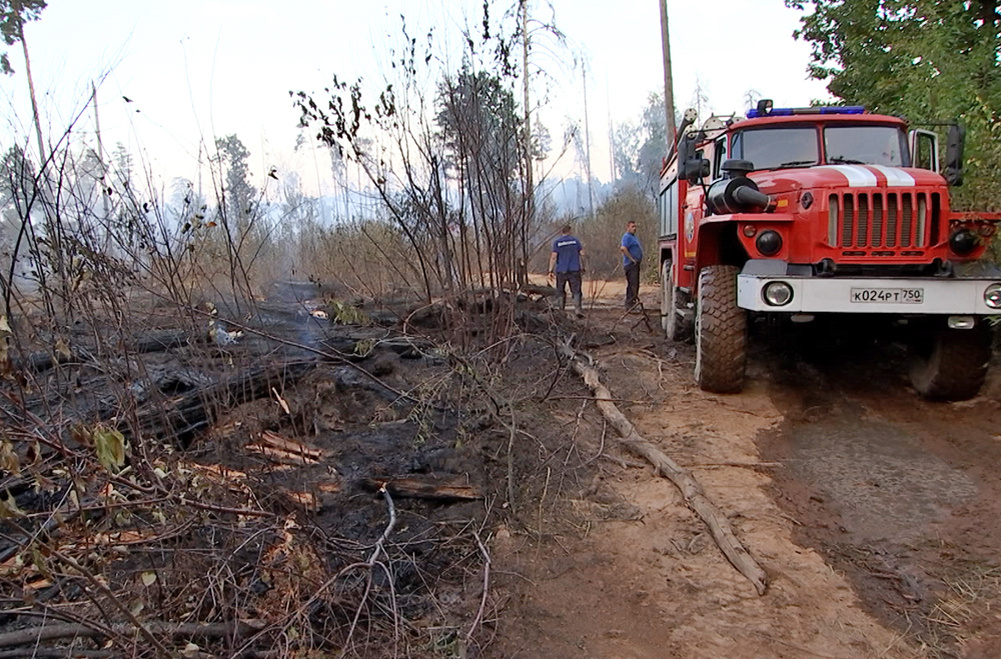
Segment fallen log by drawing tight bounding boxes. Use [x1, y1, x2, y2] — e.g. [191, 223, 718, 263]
[14, 329, 193, 374]
[128, 359, 318, 446]
[363, 476, 482, 502]
[559, 343, 769, 596]
[12, 347, 79, 373]
[132, 328, 191, 353]
[519, 283, 556, 297]
[0, 619, 265, 648]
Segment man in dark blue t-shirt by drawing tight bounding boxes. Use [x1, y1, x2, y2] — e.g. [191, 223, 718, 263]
[548, 224, 586, 316]
[620, 220, 642, 309]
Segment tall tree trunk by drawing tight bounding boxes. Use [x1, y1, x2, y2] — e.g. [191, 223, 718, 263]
[659, 0, 677, 148]
[92, 81, 113, 252]
[16, 11, 45, 167]
[520, 0, 532, 288]
[582, 66, 594, 217]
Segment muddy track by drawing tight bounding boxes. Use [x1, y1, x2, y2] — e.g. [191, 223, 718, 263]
[490, 284, 1001, 658]
[760, 320, 1001, 657]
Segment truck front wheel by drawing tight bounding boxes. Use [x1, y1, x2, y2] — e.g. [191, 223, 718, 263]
[661, 260, 692, 341]
[694, 265, 747, 393]
[909, 324, 992, 401]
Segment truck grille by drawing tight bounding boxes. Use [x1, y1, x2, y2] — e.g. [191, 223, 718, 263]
[828, 191, 940, 250]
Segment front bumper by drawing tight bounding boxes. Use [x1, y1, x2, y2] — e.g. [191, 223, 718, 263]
[737, 270, 1001, 314]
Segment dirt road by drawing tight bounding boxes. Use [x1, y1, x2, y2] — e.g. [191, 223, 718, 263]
[490, 282, 1001, 658]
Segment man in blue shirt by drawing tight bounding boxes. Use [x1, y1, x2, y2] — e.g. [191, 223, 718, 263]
[548, 224, 586, 317]
[620, 220, 642, 309]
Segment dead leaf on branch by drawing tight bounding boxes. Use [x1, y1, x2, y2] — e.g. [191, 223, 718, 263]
[93, 425, 127, 473]
[0, 440, 19, 475]
[54, 336, 71, 360]
[0, 491, 25, 520]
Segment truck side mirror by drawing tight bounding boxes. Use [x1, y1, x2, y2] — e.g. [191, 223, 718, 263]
[679, 133, 696, 163]
[944, 123, 965, 187]
[682, 158, 711, 183]
[677, 134, 704, 183]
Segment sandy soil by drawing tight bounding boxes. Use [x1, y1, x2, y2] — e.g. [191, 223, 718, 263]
[488, 281, 1001, 658]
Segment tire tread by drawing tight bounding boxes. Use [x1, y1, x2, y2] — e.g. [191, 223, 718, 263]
[694, 265, 747, 393]
[909, 326, 991, 401]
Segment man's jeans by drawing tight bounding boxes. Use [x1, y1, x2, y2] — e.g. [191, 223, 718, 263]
[556, 271, 583, 314]
[624, 261, 641, 308]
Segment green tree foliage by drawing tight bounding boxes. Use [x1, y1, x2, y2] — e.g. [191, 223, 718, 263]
[0, 0, 45, 75]
[436, 67, 522, 182]
[0, 144, 33, 212]
[612, 92, 668, 200]
[213, 134, 257, 224]
[786, 0, 1001, 209]
[579, 187, 658, 280]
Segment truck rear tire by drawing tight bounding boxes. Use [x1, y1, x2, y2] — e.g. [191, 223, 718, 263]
[661, 260, 692, 341]
[909, 324, 992, 401]
[694, 265, 747, 393]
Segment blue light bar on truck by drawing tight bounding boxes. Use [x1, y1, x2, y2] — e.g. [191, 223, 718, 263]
[746, 106, 866, 118]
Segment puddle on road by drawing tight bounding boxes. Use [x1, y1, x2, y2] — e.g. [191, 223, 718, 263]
[784, 406, 977, 543]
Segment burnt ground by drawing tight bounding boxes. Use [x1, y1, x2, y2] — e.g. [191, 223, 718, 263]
[4, 279, 1001, 657]
[0, 282, 624, 657]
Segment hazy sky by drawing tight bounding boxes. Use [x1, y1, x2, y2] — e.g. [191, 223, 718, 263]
[0, 0, 830, 194]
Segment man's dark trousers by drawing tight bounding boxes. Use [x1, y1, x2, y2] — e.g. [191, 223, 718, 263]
[557, 271, 583, 313]
[624, 260, 640, 309]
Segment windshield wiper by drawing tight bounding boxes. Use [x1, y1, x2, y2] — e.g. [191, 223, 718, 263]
[775, 160, 816, 168]
[828, 156, 865, 164]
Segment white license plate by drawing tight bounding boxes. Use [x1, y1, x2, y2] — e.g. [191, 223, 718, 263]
[849, 287, 924, 304]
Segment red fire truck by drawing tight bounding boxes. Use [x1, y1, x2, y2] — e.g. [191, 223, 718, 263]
[658, 101, 1001, 400]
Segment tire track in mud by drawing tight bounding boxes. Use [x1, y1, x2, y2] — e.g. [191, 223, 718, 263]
[759, 328, 1001, 657]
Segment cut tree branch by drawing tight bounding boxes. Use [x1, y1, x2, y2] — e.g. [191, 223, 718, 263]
[559, 343, 769, 595]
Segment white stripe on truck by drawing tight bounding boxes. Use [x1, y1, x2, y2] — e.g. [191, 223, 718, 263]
[870, 165, 915, 187]
[813, 165, 878, 187]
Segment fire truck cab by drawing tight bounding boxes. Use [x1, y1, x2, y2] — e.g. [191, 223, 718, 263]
[658, 101, 1001, 400]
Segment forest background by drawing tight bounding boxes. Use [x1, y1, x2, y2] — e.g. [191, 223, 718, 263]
[1, 0, 999, 317]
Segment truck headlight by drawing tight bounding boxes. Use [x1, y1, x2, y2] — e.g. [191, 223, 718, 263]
[984, 283, 1001, 308]
[763, 281, 794, 307]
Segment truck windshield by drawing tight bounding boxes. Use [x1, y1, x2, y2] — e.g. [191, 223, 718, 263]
[730, 127, 818, 171]
[824, 125, 910, 167]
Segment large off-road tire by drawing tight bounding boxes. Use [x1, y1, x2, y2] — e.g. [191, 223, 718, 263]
[694, 265, 747, 393]
[909, 324, 992, 401]
[661, 260, 693, 341]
